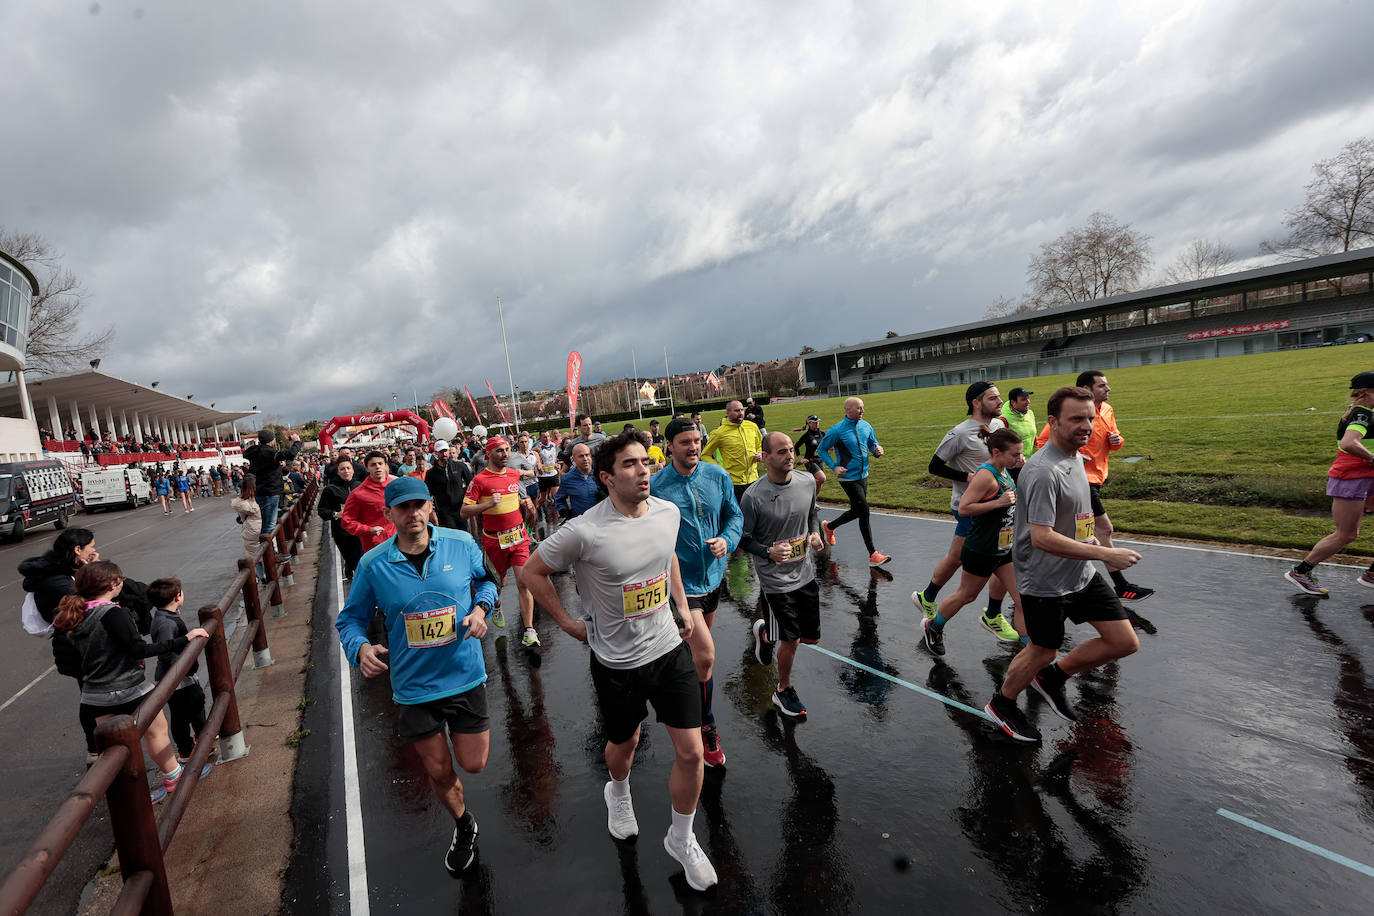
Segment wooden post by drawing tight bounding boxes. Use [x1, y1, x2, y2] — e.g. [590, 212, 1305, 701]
[94, 716, 173, 916]
[198, 604, 248, 762]
[237, 560, 272, 668]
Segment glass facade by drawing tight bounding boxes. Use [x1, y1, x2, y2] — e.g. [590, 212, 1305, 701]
[0, 261, 32, 354]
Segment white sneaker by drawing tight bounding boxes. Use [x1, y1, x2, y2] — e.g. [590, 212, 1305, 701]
[603, 781, 638, 839]
[664, 831, 718, 891]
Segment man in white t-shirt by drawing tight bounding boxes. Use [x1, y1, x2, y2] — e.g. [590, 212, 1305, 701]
[523, 430, 718, 892]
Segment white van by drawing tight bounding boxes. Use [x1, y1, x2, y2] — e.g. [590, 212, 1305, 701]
[79, 468, 152, 511]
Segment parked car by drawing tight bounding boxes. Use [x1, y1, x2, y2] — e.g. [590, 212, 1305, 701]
[0, 459, 78, 541]
[79, 467, 152, 511]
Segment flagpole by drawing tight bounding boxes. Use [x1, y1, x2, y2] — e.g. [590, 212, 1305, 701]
[496, 295, 521, 434]
[632, 350, 643, 420]
[664, 346, 675, 415]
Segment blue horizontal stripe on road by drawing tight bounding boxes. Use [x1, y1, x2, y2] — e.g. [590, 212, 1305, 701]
[806, 643, 993, 721]
[1216, 808, 1374, 878]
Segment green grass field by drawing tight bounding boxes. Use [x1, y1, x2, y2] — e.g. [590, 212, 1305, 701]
[632, 346, 1374, 554]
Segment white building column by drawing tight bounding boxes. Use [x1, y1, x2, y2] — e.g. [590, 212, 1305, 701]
[48, 396, 61, 440]
[88, 403, 102, 439]
[105, 407, 116, 437]
[69, 400, 85, 440]
[15, 370, 33, 421]
[119, 410, 129, 437]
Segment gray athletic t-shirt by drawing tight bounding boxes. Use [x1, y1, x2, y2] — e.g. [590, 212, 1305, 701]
[935, 418, 989, 511]
[740, 473, 820, 595]
[534, 496, 682, 670]
[1013, 440, 1096, 597]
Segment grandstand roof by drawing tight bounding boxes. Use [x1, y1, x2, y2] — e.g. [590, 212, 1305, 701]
[0, 369, 258, 427]
[810, 246, 1374, 358]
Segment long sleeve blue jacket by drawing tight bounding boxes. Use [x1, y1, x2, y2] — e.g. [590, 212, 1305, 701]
[335, 525, 498, 705]
[818, 417, 881, 481]
[650, 461, 742, 595]
[555, 468, 600, 518]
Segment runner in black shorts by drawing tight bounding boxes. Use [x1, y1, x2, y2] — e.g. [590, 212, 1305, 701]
[983, 387, 1141, 744]
[794, 415, 827, 490]
[590, 642, 700, 744]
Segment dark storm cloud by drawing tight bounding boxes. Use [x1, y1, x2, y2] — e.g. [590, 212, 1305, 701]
[0, 0, 1370, 422]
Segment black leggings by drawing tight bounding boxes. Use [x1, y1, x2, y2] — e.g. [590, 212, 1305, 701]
[832, 478, 875, 553]
[330, 519, 364, 577]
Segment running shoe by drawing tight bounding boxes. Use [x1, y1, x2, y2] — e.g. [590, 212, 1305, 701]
[603, 782, 639, 839]
[664, 831, 719, 892]
[702, 725, 726, 767]
[163, 768, 185, 795]
[1360, 570, 1374, 590]
[149, 784, 168, 805]
[1031, 670, 1078, 722]
[1114, 583, 1154, 602]
[521, 627, 541, 648]
[772, 685, 807, 718]
[491, 606, 505, 629]
[868, 551, 892, 567]
[911, 590, 937, 620]
[921, 617, 946, 657]
[445, 812, 479, 874]
[984, 694, 1041, 743]
[751, 618, 774, 666]
[979, 610, 1021, 643]
[1284, 568, 1329, 597]
[821, 520, 837, 546]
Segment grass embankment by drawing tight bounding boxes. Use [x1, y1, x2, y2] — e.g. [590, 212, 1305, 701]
[632, 347, 1374, 554]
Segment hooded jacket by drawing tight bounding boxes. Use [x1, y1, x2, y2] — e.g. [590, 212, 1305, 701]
[701, 419, 763, 486]
[341, 474, 396, 552]
[19, 555, 152, 679]
[318, 475, 363, 522]
[70, 601, 187, 697]
[244, 438, 302, 497]
[649, 460, 742, 595]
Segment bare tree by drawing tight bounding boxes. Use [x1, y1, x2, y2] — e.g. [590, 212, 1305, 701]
[1163, 238, 1235, 284]
[984, 293, 1040, 318]
[0, 228, 114, 374]
[1262, 136, 1374, 259]
[1026, 211, 1152, 308]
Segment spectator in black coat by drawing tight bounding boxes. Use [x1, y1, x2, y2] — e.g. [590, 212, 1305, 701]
[243, 428, 302, 535]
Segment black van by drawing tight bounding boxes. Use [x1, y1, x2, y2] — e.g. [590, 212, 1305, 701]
[0, 460, 78, 541]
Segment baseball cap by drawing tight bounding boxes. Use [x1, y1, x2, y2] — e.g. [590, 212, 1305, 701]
[1008, 386, 1033, 399]
[806, 414, 819, 423]
[965, 380, 995, 413]
[484, 436, 509, 454]
[433, 439, 450, 451]
[1351, 372, 1374, 389]
[665, 417, 698, 442]
[384, 476, 432, 507]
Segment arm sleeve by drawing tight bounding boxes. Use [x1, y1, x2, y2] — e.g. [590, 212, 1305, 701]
[532, 517, 580, 573]
[149, 615, 179, 682]
[102, 607, 186, 660]
[719, 477, 744, 552]
[317, 487, 340, 520]
[928, 454, 967, 483]
[334, 565, 379, 667]
[1105, 410, 1124, 451]
[808, 478, 821, 534]
[736, 494, 770, 560]
[701, 429, 722, 465]
[817, 426, 839, 471]
[865, 422, 881, 455]
[554, 475, 571, 514]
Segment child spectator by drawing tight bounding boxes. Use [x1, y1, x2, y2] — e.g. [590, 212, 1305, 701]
[148, 577, 214, 774]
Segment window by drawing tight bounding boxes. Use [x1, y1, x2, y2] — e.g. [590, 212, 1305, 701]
[1340, 273, 1372, 295]
[946, 338, 969, 354]
[1149, 303, 1192, 323]
[920, 343, 943, 359]
[1252, 285, 1300, 307]
[999, 328, 1028, 346]
[1068, 316, 1105, 334]
[1306, 278, 1341, 300]
[1106, 310, 1145, 331]
[970, 333, 999, 351]
[1195, 293, 1243, 316]
[1032, 322, 1064, 340]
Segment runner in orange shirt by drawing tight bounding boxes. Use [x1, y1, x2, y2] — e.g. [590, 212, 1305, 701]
[461, 437, 540, 649]
[1035, 370, 1153, 602]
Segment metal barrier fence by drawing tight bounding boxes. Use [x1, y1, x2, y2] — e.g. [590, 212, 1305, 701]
[0, 478, 321, 916]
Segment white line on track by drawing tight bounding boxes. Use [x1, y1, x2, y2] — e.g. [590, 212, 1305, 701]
[334, 541, 370, 915]
[0, 665, 55, 713]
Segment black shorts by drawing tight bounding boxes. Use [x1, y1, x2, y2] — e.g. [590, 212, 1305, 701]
[1088, 483, 1106, 518]
[960, 547, 1012, 579]
[1021, 573, 1128, 650]
[804, 459, 822, 474]
[395, 685, 490, 742]
[590, 642, 700, 744]
[761, 579, 821, 643]
[733, 483, 752, 503]
[537, 475, 558, 493]
[686, 583, 723, 616]
[81, 689, 154, 720]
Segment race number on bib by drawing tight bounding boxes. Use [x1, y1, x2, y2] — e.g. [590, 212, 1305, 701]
[495, 524, 527, 549]
[1075, 512, 1095, 542]
[776, 535, 807, 563]
[998, 525, 1014, 551]
[404, 606, 458, 649]
[621, 571, 669, 618]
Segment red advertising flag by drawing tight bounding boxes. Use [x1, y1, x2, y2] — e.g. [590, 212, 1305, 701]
[566, 351, 582, 434]
[484, 379, 513, 425]
[431, 399, 454, 420]
[464, 387, 483, 423]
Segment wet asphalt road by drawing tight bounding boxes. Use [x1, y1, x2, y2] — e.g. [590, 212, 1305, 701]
[0, 493, 254, 915]
[291, 508, 1374, 914]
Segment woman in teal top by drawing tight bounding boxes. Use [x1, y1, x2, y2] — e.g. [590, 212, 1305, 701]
[920, 425, 1026, 657]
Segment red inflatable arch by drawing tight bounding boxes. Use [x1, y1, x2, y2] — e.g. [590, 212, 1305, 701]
[317, 410, 431, 452]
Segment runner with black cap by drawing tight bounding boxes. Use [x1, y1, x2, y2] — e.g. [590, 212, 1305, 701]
[461, 436, 539, 646]
[1286, 370, 1374, 596]
[817, 397, 890, 566]
[335, 476, 499, 873]
[912, 382, 1020, 644]
[794, 414, 827, 491]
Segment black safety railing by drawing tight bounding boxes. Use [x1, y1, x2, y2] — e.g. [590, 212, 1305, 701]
[0, 478, 320, 916]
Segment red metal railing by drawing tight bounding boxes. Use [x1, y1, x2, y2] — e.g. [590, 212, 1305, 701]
[0, 480, 319, 916]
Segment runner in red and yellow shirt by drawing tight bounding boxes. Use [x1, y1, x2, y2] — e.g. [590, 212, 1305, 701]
[461, 437, 540, 650]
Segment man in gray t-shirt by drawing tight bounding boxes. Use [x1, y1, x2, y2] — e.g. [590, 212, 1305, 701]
[523, 431, 718, 891]
[912, 382, 1015, 641]
[740, 431, 824, 721]
[983, 386, 1142, 746]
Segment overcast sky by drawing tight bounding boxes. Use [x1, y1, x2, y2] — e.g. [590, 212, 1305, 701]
[2, 0, 1370, 422]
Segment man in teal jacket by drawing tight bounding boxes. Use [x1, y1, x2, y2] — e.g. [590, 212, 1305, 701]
[650, 418, 742, 767]
[335, 477, 499, 876]
[818, 397, 890, 566]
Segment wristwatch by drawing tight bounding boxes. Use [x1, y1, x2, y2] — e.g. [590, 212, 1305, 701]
[476, 601, 493, 618]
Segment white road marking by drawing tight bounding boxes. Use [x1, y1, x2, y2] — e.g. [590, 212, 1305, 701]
[0, 665, 56, 713]
[334, 542, 370, 915]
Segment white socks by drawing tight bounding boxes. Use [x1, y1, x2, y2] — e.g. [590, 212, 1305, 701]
[609, 774, 631, 799]
[670, 807, 695, 844]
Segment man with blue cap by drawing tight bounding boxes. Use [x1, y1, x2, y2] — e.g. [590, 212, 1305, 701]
[335, 476, 500, 875]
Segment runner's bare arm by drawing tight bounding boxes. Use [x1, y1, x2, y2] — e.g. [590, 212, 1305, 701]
[670, 554, 693, 641]
[1028, 523, 1140, 569]
[459, 496, 498, 518]
[522, 551, 588, 642]
[957, 469, 1007, 514]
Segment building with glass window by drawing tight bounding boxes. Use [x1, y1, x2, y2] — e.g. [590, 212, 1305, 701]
[803, 247, 1374, 396]
[0, 249, 41, 460]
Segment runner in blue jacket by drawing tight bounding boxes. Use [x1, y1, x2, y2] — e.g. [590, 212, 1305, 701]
[817, 396, 890, 566]
[650, 418, 743, 767]
[335, 477, 499, 875]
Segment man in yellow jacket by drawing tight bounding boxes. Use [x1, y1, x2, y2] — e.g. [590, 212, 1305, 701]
[702, 400, 763, 502]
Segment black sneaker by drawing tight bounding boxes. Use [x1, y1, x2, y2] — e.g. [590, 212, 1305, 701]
[772, 685, 807, 719]
[921, 617, 946, 657]
[984, 694, 1041, 743]
[1030, 669, 1078, 722]
[445, 812, 478, 875]
[1115, 583, 1155, 602]
[752, 619, 773, 666]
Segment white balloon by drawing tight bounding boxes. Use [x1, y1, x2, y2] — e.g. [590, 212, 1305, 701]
[472, 425, 488, 439]
[432, 417, 458, 441]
